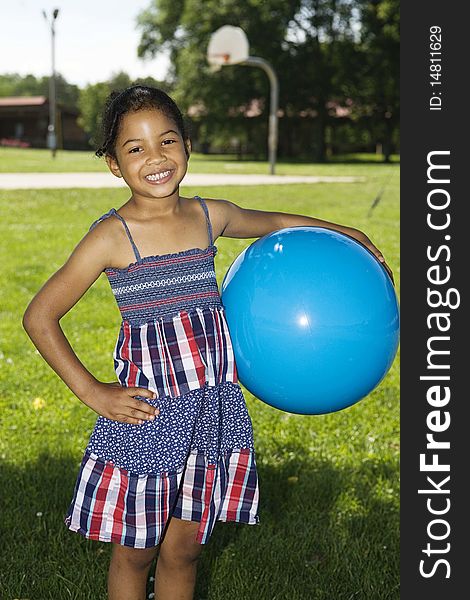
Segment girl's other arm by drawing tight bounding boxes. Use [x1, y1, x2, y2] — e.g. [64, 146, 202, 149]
[22, 223, 157, 424]
[210, 199, 394, 283]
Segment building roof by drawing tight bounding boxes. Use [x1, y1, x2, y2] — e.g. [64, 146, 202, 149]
[0, 96, 47, 107]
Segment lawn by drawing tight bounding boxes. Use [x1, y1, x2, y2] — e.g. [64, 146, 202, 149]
[0, 166, 399, 599]
[0, 145, 399, 175]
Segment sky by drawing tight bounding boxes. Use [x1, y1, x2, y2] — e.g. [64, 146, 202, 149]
[0, 0, 170, 87]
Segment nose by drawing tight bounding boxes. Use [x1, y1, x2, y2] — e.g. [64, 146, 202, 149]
[145, 146, 166, 165]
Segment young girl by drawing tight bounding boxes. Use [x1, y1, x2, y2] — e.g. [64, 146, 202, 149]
[23, 85, 392, 600]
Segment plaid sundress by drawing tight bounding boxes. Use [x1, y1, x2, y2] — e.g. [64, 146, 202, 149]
[64, 196, 259, 548]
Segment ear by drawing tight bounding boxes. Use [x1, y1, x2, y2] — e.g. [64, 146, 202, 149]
[105, 154, 123, 178]
[184, 138, 192, 159]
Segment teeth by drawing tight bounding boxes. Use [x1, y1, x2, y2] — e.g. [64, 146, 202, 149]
[146, 170, 171, 181]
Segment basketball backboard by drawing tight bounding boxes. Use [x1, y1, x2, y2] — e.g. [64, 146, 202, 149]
[207, 25, 249, 68]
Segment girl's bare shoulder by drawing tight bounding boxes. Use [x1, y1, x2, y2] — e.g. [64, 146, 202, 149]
[87, 211, 123, 241]
[202, 197, 235, 238]
[76, 212, 130, 268]
[178, 195, 230, 233]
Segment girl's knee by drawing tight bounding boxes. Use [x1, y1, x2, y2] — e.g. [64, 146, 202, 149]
[159, 520, 204, 568]
[159, 542, 202, 569]
[111, 543, 159, 571]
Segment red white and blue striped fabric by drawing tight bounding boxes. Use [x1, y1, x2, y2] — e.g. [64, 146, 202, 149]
[114, 307, 238, 399]
[65, 448, 259, 548]
[65, 450, 181, 548]
[173, 448, 259, 543]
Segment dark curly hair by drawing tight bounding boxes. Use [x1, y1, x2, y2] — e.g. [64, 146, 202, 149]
[95, 85, 189, 159]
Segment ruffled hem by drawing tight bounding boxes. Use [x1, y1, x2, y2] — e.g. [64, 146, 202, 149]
[64, 447, 259, 548]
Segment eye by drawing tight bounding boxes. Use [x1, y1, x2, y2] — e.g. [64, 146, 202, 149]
[162, 139, 177, 146]
[128, 146, 142, 154]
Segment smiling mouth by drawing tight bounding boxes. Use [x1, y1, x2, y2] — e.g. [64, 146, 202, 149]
[145, 170, 173, 183]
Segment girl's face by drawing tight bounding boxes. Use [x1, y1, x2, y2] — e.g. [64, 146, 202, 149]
[106, 108, 191, 203]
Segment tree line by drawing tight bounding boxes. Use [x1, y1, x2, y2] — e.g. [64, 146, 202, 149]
[0, 0, 398, 162]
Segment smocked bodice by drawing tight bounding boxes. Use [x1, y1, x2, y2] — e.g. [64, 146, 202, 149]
[105, 244, 222, 325]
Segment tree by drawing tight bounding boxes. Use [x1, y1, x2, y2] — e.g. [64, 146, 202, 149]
[137, 0, 302, 157]
[77, 72, 167, 148]
[282, 0, 362, 161]
[0, 73, 80, 106]
[77, 81, 111, 148]
[136, 0, 398, 161]
[355, 0, 400, 161]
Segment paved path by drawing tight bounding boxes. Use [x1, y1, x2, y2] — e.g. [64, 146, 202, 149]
[0, 172, 364, 189]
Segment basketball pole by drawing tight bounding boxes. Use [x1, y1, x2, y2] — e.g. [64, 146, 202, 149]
[207, 26, 279, 175]
[240, 57, 279, 175]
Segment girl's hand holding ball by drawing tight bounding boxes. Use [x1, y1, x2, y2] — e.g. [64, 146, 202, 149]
[343, 226, 395, 285]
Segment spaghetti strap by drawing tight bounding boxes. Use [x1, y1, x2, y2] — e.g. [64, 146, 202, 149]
[196, 196, 213, 246]
[110, 209, 142, 261]
[89, 208, 141, 262]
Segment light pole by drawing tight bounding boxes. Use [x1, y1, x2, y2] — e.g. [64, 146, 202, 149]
[42, 8, 59, 158]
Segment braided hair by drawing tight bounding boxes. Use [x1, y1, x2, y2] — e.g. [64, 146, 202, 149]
[95, 85, 189, 159]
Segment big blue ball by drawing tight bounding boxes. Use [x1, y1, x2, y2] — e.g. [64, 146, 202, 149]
[221, 227, 399, 415]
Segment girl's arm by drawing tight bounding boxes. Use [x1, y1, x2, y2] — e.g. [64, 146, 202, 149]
[209, 199, 394, 282]
[23, 223, 158, 425]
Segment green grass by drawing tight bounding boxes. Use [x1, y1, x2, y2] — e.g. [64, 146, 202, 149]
[0, 167, 399, 599]
[0, 146, 399, 174]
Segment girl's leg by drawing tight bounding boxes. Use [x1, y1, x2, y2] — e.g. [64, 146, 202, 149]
[108, 543, 159, 600]
[154, 517, 204, 600]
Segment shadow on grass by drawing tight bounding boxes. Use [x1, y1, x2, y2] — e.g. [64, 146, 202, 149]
[197, 447, 399, 600]
[0, 449, 399, 600]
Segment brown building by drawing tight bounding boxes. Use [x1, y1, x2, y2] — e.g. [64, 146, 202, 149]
[0, 96, 89, 150]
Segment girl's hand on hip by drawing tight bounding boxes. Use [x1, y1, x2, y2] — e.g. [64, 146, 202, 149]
[83, 382, 160, 425]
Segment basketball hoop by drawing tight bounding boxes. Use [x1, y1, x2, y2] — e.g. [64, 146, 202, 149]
[206, 25, 279, 176]
[207, 26, 249, 67]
